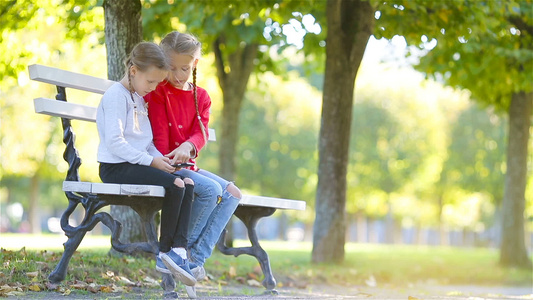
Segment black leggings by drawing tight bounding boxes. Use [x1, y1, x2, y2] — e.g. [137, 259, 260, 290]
[99, 162, 193, 253]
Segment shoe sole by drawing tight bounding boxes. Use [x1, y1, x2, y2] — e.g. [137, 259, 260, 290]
[161, 256, 197, 286]
[185, 285, 197, 299]
[156, 265, 171, 274]
[192, 267, 206, 281]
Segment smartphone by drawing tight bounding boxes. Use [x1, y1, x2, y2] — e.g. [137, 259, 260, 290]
[172, 162, 194, 168]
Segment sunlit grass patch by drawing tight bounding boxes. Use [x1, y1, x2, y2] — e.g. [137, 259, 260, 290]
[1, 233, 111, 251]
[206, 241, 533, 288]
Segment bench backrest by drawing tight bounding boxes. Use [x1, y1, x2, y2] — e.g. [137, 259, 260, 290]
[29, 64, 305, 211]
[29, 64, 216, 140]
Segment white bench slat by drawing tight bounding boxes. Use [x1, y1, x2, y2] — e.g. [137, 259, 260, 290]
[240, 195, 306, 210]
[63, 181, 92, 193]
[29, 64, 114, 94]
[34, 97, 216, 141]
[63, 181, 165, 197]
[34, 97, 97, 122]
[62, 181, 306, 210]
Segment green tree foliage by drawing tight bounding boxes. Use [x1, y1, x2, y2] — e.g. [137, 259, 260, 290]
[0, 0, 40, 82]
[376, 0, 532, 108]
[442, 105, 507, 206]
[376, 0, 532, 267]
[237, 73, 320, 208]
[347, 65, 453, 240]
[0, 0, 106, 232]
[436, 103, 507, 232]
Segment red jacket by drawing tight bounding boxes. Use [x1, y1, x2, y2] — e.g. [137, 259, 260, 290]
[146, 81, 211, 168]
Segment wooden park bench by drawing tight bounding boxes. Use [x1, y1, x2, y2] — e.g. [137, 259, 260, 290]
[28, 64, 306, 295]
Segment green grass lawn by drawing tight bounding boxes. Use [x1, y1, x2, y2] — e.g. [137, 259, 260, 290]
[1, 233, 531, 294]
[208, 240, 532, 287]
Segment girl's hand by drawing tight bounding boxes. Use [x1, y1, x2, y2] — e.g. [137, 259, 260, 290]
[150, 156, 175, 173]
[165, 143, 193, 165]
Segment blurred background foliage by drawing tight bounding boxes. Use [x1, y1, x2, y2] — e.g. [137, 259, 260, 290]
[0, 0, 531, 243]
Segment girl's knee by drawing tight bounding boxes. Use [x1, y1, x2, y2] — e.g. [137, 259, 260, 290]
[227, 183, 242, 199]
[173, 178, 185, 188]
[184, 177, 194, 185]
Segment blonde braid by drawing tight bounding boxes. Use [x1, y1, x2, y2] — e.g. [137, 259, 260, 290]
[193, 67, 208, 144]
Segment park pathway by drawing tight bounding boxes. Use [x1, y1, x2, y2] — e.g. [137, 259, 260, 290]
[8, 283, 532, 299]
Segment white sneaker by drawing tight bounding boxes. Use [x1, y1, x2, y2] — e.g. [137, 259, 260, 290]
[191, 265, 206, 281]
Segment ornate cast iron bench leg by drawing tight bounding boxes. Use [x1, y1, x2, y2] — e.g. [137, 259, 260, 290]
[48, 193, 120, 283]
[216, 206, 278, 294]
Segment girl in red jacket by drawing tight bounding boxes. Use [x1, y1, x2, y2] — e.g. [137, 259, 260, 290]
[146, 31, 242, 286]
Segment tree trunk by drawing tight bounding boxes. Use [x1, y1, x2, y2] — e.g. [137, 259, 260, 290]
[29, 174, 41, 234]
[499, 91, 532, 268]
[437, 195, 449, 245]
[103, 0, 142, 81]
[213, 37, 258, 181]
[103, 0, 145, 251]
[213, 36, 258, 247]
[384, 194, 394, 244]
[356, 212, 367, 243]
[312, 0, 374, 263]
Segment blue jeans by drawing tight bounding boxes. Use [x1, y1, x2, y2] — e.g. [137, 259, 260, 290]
[175, 168, 240, 266]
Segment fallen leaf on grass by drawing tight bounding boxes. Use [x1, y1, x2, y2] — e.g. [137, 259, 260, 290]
[28, 284, 40, 291]
[125, 258, 135, 264]
[446, 291, 463, 296]
[103, 270, 115, 279]
[247, 279, 261, 287]
[112, 285, 131, 293]
[119, 276, 136, 286]
[87, 283, 99, 293]
[85, 277, 96, 283]
[0, 285, 14, 294]
[228, 266, 237, 278]
[514, 295, 533, 300]
[100, 285, 113, 293]
[235, 276, 246, 284]
[143, 276, 159, 287]
[6, 290, 24, 297]
[26, 271, 39, 278]
[356, 292, 372, 297]
[62, 288, 71, 296]
[0, 285, 12, 292]
[45, 282, 58, 290]
[217, 280, 228, 286]
[365, 275, 377, 287]
[70, 281, 88, 290]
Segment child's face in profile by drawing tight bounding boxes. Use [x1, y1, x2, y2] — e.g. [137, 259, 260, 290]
[167, 52, 198, 89]
[131, 66, 167, 97]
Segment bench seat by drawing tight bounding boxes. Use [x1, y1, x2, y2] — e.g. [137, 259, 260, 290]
[63, 181, 306, 210]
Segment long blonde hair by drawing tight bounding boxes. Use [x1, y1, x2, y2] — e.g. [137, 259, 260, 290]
[124, 42, 169, 131]
[160, 32, 207, 144]
[125, 41, 169, 72]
